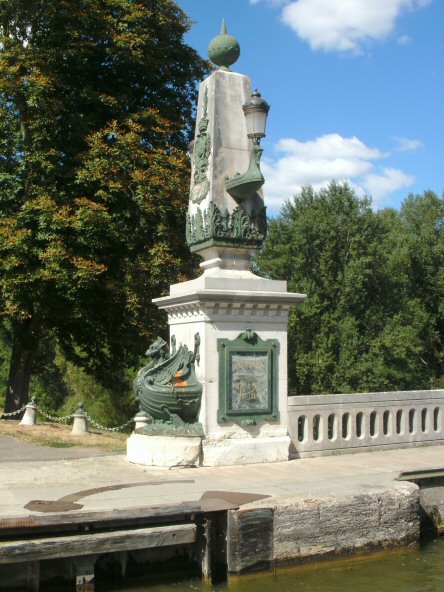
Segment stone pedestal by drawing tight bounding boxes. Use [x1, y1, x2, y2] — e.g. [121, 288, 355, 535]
[151, 270, 304, 466]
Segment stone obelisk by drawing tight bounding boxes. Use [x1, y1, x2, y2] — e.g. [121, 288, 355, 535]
[127, 23, 305, 467]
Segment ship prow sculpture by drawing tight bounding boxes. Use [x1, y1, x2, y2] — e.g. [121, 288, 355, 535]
[134, 336, 203, 436]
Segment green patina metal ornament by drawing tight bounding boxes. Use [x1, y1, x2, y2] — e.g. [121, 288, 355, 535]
[208, 20, 240, 71]
[134, 336, 203, 436]
[186, 202, 267, 252]
[225, 145, 265, 200]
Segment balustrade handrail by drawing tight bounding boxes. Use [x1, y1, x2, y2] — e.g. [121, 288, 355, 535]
[288, 389, 444, 458]
[289, 389, 444, 407]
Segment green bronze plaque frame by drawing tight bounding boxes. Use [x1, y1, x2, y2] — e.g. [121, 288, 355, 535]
[217, 329, 279, 426]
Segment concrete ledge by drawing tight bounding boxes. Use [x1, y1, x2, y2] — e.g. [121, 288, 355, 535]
[291, 438, 444, 458]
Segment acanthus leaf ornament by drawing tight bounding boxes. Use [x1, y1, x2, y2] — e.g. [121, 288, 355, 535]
[186, 203, 267, 250]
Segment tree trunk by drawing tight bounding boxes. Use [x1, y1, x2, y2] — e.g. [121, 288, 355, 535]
[4, 318, 40, 413]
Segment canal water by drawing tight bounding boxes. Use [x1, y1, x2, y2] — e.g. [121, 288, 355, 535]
[99, 536, 444, 592]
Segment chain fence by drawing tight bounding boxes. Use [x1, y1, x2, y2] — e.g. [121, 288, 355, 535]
[0, 400, 134, 433]
[84, 414, 135, 433]
[0, 405, 26, 419]
[35, 406, 74, 423]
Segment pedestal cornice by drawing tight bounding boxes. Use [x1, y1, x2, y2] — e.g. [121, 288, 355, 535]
[153, 288, 306, 323]
[154, 289, 305, 310]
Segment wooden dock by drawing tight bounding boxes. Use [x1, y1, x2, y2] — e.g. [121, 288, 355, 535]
[0, 494, 274, 591]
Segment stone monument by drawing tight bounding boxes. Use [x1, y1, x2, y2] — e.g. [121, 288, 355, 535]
[127, 22, 306, 467]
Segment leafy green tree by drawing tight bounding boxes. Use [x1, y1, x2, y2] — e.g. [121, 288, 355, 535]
[397, 191, 444, 379]
[256, 183, 440, 395]
[0, 0, 208, 411]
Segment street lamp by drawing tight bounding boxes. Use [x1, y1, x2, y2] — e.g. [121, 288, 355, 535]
[242, 90, 270, 145]
[224, 89, 270, 201]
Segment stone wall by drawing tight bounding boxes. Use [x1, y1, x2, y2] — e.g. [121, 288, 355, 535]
[271, 485, 419, 564]
[233, 481, 420, 570]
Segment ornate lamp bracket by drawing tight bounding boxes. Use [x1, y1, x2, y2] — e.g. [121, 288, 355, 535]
[224, 145, 264, 201]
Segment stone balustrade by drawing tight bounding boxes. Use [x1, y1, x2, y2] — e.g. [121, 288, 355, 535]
[288, 390, 444, 458]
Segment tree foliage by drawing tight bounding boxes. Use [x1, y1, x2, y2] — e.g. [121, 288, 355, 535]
[256, 183, 444, 395]
[0, 0, 208, 411]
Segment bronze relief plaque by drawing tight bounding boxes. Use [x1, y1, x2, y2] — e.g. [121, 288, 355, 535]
[218, 330, 279, 426]
[230, 353, 269, 411]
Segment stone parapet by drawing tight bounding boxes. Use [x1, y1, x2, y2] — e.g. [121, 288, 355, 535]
[288, 389, 444, 458]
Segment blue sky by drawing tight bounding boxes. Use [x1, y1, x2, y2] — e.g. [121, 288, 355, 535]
[177, 0, 443, 216]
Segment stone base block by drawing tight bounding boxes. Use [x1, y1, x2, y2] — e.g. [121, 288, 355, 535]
[126, 433, 202, 467]
[202, 435, 290, 466]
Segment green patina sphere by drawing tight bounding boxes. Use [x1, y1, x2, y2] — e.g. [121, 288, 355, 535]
[208, 21, 240, 70]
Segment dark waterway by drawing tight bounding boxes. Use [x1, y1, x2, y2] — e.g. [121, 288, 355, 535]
[98, 537, 444, 592]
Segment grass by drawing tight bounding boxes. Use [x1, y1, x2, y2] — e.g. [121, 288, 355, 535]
[0, 419, 127, 452]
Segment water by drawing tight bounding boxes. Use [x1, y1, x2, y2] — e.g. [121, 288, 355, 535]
[98, 537, 444, 592]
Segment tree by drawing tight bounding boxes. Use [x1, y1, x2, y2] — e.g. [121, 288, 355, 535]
[397, 191, 444, 379]
[256, 183, 440, 395]
[0, 0, 208, 411]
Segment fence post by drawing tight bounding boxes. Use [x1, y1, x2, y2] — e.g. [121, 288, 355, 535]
[71, 402, 89, 436]
[19, 397, 37, 426]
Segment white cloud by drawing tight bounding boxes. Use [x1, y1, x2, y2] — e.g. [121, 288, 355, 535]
[276, 134, 385, 160]
[393, 136, 423, 151]
[262, 133, 415, 210]
[252, 0, 432, 53]
[362, 168, 415, 200]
